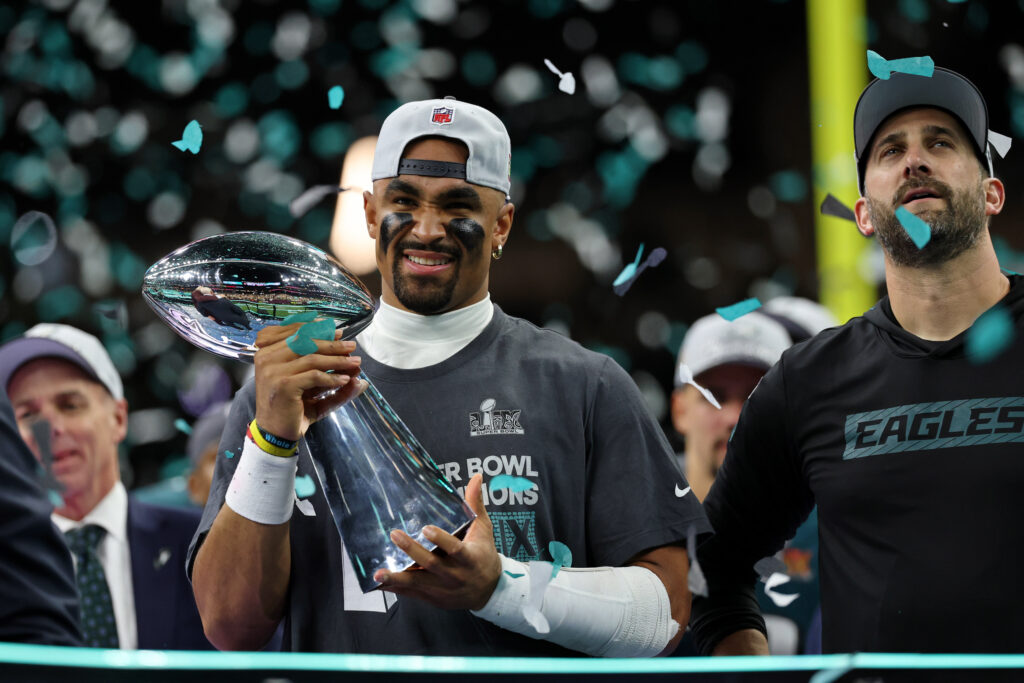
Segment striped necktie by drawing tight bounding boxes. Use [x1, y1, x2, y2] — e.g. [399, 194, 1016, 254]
[64, 524, 120, 648]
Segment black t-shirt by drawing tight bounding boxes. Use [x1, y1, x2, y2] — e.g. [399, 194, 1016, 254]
[691, 275, 1024, 654]
[189, 306, 711, 654]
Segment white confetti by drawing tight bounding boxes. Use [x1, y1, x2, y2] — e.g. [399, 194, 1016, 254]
[295, 495, 316, 516]
[289, 184, 349, 218]
[764, 572, 799, 608]
[676, 363, 722, 409]
[989, 130, 1012, 159]
[543, 58, 576, 95]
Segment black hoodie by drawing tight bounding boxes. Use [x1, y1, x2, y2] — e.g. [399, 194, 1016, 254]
[691, 274, 1024, 654]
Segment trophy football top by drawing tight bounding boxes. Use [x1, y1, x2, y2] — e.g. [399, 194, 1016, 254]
[142, 231, 376, 361]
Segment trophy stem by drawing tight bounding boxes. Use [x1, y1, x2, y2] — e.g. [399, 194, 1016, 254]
[304, 378, 475, 593]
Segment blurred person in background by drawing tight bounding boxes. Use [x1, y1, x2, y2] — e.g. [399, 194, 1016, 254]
[186, 401, 232, 507]
[671, 302, 836, 655]
[0, 323, 213, 650]
[0, 390, 82, 646]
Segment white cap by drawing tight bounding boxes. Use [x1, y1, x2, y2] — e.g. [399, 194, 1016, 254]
[371, 97, 512, 196]
[762, 296, 838, 340]
[0, 323, 124, 400]
[675, 313, 792, 385]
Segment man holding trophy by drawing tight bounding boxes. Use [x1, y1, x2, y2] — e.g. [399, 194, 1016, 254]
[186, 98, 709, 655]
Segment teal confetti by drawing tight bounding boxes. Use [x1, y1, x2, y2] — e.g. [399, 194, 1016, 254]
[295, 474, 316, 499]
[966, 306, 1014, 364]
[504, 571, 525, 579]
[867, 50, 934, 80]
[327, 85, 345, 109]
[549, 541, 572, 579]
[286, 318, 336, 355]
[171, 120, 203, 154]
[489, 475, 535, 493]
[224, 449, 235, 459]
[174, 418, 192, 435]
[47, 490, 64, 508]
[894, 206, 932, 249]
[282, 311, 318, 325]
[613, 243, 645, 286]
[716, 298, 762, 321]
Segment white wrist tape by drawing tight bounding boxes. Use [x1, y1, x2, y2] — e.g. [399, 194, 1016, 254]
[471, 555, 679, 657]
[224, 436, 298, 525]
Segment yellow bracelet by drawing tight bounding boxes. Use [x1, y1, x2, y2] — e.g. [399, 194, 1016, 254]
[248, 419, 298, 458]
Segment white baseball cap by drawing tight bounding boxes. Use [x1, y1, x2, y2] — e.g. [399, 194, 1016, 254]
[0, 323, 124, 400]
[762, 296, 839, 342]
[675, 313, 792, 386]
[371, 97, 512, 196]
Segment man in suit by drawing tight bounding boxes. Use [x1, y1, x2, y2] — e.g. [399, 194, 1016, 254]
[0, 390, 82, 646]
[0, 323, 212, 650]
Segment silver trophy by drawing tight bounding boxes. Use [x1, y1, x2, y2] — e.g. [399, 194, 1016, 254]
[142, 231, 475, 592]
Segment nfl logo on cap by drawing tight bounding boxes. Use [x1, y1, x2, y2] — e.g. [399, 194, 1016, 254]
[430, 106, 454, 125]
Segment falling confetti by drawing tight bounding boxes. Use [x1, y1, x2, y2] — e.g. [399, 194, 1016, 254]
[613, 244, 668, 296]
[543, 59, 576, 94]
[171, 120, 203, 154]
[48, 490, 65, 508]
[31, 420, 64, 496]
[820, 193, 856, 222]
[11, 211, 58, 266]
[289, 184, 349, 218]
[676, 363, 722, 409]
[328, 85, 345, 109]
[295, 474, 317, 499]
[716, 298, 762, 321]
[489, 475, 535, 493]
[989, 130, 1013, 158]
[174, 418, 192, 435]
[966, 305, 1015, 364]
[287, 318, 336, 355]
[224, 449, 235, 459]
[764, 572, 800, 607]
[867, 50, 935, 80]
[504, 571, 525, 578]
[894, 206, 932, 249]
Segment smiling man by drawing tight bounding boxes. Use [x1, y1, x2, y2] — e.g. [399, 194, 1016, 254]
[0, 324, 212, 650]
[189, 98, 710, 656]
[690, 68, 1024, 655]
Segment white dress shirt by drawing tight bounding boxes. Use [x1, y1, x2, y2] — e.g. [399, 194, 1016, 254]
[356, 295, 494, 369]
[54, 481, 138, 650]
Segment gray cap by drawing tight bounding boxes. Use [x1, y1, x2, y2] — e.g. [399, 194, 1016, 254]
[371, 98, 512, 196]
[0, 323, 123, 400]
[854, 67, 991, 194]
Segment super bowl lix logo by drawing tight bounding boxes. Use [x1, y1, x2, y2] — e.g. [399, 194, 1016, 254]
[470, 398, 524, 436]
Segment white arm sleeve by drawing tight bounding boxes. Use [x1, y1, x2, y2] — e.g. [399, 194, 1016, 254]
[470, 555, 679, 657]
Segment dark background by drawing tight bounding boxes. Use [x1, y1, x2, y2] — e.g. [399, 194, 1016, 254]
[2, 0, 1023, 487]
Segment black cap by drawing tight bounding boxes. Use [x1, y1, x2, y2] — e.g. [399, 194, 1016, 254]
[854, 67, 991, 194]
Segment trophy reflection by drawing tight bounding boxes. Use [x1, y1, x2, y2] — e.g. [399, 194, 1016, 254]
[142, 231, 475, 592]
